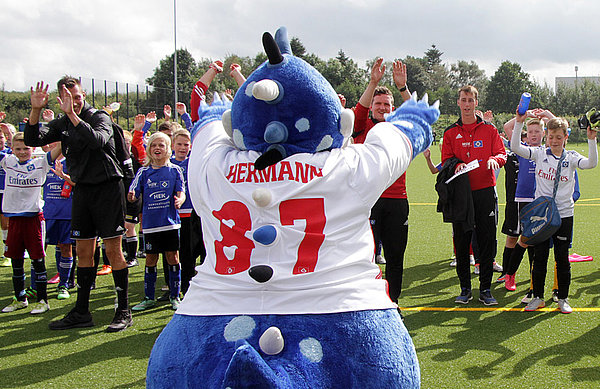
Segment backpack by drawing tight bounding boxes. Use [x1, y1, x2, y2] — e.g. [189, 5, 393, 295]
[519, 151, 566, 246]
[83, 108, 135, 180]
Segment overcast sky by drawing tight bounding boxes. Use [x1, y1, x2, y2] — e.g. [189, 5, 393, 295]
[2, 0, 600, 94]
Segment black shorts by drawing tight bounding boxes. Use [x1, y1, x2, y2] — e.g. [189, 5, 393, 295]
[501, 200, 519, 237]
[71, 179, 126, 240]
[144, 229, 180, 254]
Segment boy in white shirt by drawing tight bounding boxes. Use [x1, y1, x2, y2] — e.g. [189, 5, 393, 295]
[1, 132, 61, 314]
[510, 112, 597, 313]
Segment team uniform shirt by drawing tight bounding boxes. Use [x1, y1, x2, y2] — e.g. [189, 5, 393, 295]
[171, 157, 193, 217]
[1, 153, 52, 217]
[43, 157, 72, 220]
[442, 118, 507, 191]
[352, 102, 407, 198]
[515, 153, 536, 202]
[179, 118, 413, 316]
[0, 147, 10, 193]
[129, 163, 185, 233]
[510, 121, 598, 218]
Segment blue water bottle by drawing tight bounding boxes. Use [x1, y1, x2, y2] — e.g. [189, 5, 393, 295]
[517, 92, 531, 115]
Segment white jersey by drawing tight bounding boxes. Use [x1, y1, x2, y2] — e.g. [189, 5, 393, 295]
[179, 120, 413, 316]
[1, 153, 52, 217]
[510, 122, 597, 218]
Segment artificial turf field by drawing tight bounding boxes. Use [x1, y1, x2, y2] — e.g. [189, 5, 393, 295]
[0, 144, 599, 388]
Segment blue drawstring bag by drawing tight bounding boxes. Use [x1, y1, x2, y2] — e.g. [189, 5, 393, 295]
[519, 152, 565, 246]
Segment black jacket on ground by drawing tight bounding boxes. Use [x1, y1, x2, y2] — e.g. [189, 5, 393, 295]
[435, 157, 475, 231]
[25, 102, 122, 185]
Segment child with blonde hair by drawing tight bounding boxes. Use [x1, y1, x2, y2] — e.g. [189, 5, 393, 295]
[128, 132, 185, 310]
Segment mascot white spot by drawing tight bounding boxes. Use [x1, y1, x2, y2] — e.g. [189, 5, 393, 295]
[295, 118, 310, 132]
[224, 316, 256, 342]
[299, 337, 323, 362]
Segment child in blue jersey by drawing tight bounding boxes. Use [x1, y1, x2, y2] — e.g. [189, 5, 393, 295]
[1, 132, 62, 314]
[170, 128, 206, 295]
[43, 143, 75, 300]
[128, 132, 185, 311]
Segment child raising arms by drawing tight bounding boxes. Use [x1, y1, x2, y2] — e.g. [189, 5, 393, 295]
[128, 132, 185, 311]
[510, 112, 597, 313]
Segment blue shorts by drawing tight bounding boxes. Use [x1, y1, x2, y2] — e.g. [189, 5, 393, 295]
[45, 219, 74, 245]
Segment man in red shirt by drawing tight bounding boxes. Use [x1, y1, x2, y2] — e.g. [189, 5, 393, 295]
[442, 85, 506, 305]
[353, 58, 412, 308]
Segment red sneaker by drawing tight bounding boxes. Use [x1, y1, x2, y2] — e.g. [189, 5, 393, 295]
[48, 273, 60, 284]
[505, 274, 516, 291]
[97, 265, 112, 275]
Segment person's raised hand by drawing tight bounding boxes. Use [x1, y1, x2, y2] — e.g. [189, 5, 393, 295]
[392, 60, 408, 89]
[482, 110, 493, 122]
[42, 109, 55, 122]
[338, 94, 346, 108]
[146, 111, 157, 123]
[31, 81, 50, 110]
[210, 60, 224, 73]
[175, 102, 187, 115]
[134, 114, 146, 131]
[164, 105, 172, 120]
[370, 57, 385, 84]
[56, 85, 74, 115]
[0, 112, 5, 122]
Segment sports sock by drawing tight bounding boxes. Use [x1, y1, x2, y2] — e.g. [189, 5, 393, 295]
[30, 266, 37, 290]
[55, 246, 61, 271]
[126, 237, 138, 260]
[502, 246, 514, 276]
[11, 258, 26, 301]
[58, 256, 74, 288]
[75, 267, 96, 313]
[162, 255, 170, 286]
[112, 267, 129, 310]
[138, 232, 145, 254]
[101, 243, 110, 266]
[144, 266, 157, 300]
[507, 243, 527, 275]
[168, 264, 181, 298]
[32, 258, 48, 302]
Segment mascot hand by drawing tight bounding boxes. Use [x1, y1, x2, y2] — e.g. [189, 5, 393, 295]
[191, 93, 233, 139]
[385, 92, 440, 158]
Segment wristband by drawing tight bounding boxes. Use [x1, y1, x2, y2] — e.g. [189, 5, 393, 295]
[399, 85, 407, 92]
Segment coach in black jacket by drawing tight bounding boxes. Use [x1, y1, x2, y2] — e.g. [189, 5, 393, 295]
[25, 76, 131, 332]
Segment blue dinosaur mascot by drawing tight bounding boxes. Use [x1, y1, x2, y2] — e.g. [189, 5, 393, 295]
[147, 27, 439, 388]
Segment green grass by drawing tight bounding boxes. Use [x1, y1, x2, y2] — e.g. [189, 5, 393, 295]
[1, 143, 599, 388]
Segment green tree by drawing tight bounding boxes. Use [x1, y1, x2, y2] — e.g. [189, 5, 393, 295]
[146, 48, 198, 92]
[485, 61, 532, 113]
[424, 44, 443, 72]
[402, 56, 428, 96]
[449, 60, 487, 91]
[290, 37, 307, 58]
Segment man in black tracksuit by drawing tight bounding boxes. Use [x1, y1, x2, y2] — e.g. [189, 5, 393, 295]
[25, 76, 132, 332]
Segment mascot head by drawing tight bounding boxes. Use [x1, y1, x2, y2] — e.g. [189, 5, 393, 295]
[222, 26, 354, 170]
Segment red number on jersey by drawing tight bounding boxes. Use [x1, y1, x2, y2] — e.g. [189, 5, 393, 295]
[212, 201, 255, 275]
[280, 198, 326, 274]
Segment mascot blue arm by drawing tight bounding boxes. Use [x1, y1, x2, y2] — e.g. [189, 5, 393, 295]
[147, 27, 439, 389]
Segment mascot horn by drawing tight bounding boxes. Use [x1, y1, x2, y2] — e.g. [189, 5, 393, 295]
[147, 26, 439, 389]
